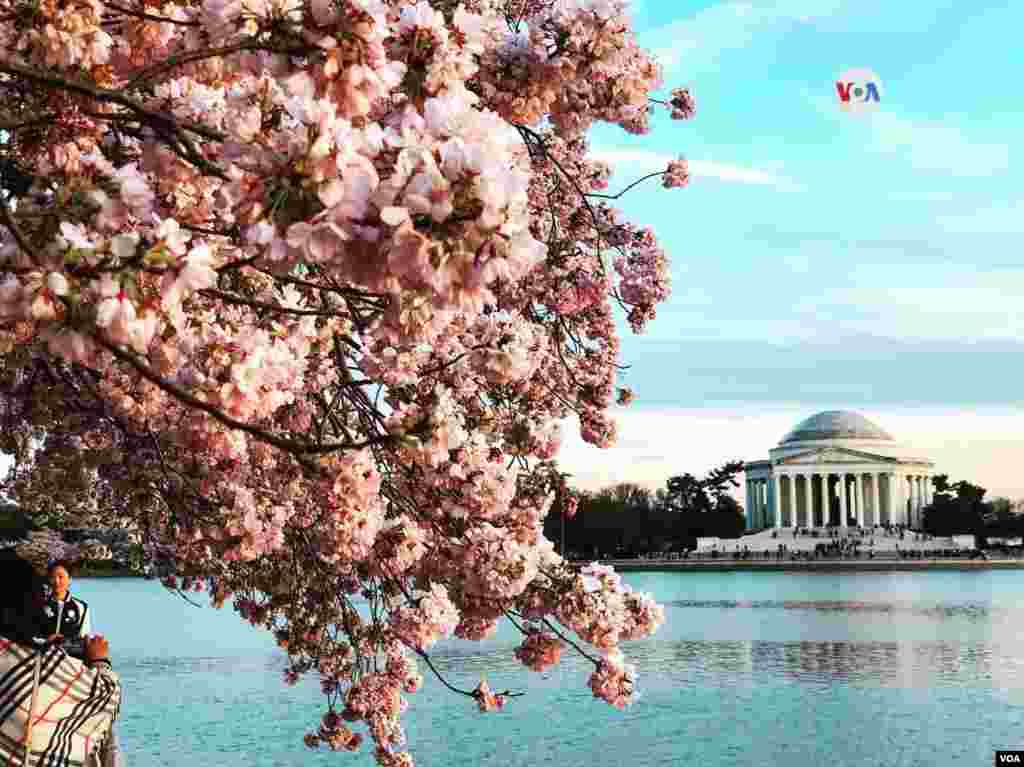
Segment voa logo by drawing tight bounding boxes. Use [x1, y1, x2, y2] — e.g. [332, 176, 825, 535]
[997, 754, 1022, 764]
[836, 68, 882, 114]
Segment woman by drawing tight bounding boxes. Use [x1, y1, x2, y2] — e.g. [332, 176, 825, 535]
[42, 559, 92, 646]
[0, 552, 121, 767]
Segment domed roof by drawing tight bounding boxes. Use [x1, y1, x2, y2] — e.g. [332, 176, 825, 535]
[779, 410, 893, 445]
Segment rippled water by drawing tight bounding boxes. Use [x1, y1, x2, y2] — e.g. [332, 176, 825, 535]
[74, 570, 1024, 766]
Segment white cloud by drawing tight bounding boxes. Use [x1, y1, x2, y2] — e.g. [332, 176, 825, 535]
[558, 406, 1024, 501]
[796, 263, 1024, 341]
[592, 147, 797, 188]
[592, 148, 672, 172]
[688, 159, 784, 185]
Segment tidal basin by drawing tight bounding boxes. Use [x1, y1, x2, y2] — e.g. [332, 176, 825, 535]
[83, 571, 1024, 766]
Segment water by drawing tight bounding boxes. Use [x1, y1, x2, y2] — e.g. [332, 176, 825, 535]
[73, 571, 1024, 766]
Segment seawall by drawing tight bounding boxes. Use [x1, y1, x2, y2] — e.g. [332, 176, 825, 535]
[583, 558, 1024, 573]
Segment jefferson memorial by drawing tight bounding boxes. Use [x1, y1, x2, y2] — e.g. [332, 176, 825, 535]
[744, 411, 935, 531]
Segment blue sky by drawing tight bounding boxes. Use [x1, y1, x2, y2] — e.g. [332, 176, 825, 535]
[558, 0, 1024, 498]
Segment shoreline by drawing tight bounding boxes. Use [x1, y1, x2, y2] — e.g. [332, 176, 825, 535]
[77, 568, 143, 578]
[583, 558, 1024, 573]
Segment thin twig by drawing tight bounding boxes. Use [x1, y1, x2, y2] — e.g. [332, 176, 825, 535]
[586, 171, 666, 200]
[103, 1, 200, 26]
[541, 617, 601, 666]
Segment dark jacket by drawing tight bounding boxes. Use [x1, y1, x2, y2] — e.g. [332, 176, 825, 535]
[41, 593, 90, 639]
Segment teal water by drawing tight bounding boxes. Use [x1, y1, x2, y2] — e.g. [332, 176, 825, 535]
[76, 571, 1024, 766]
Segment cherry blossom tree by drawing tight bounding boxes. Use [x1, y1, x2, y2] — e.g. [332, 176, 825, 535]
[0, 0, 696, 762]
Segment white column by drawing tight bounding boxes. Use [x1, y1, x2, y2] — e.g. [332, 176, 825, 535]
[838, 473, 847, 529]
[888, 472, 898, 526]
[804, 473, 814, 528]
[909, 475, 917, 524]
[917, 476, 924, 525]
[752, 480, 760, 528]
[773, 475, 782, 528]
[893, 474, 902, 526]
[899, 475, 907, 527]
[764, 479, 770, 526]
[849, 475, 858, 525]
[787, 475, 796, 528]
[753, 479, 761, 528]
[759, 480, 766, 528]
[912, 476, 920, 524]
[749, 479, 757, 528]
[745, 480, 753, 529]
[873, 472, 882, 527]
[824, 474, 831, 526]
[854, 473, 864, 527]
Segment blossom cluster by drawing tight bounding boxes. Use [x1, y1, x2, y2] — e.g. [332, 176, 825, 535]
[0, 0, 696, 762]
[513, 629, 565, 672]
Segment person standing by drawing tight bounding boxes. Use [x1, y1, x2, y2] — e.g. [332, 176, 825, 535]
[42, 559, 92, 645]
[0, 552, 121, 767]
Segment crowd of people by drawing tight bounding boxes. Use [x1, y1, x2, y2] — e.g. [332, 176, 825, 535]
[0, 551, 122, 766]
[611, 525, 1009, 563]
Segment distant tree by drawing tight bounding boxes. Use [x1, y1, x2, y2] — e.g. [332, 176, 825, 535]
[923, 475, 988, 545]
[664, 473, 708, 514]
[664, 460, 745, 541]
[605, 483, 653, 510]
[548, 463, 746, 558]
[980, 496, 1024, 540]
[988, 497, 1013, 517]
[706, 495, 745, 538]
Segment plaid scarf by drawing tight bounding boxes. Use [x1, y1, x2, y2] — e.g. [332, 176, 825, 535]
[0, 638, 121, 767]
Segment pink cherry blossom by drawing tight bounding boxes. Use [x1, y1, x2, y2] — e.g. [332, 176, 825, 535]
[0, 0, 697, 761]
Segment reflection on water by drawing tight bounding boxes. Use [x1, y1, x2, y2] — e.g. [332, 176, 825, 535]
[420, 639, 1021, 688]
[669, 599, 1009, 620]
[111, 597, 1024, 691]
[78, 574, 1024, 767]
[658, 639, 1013, 686]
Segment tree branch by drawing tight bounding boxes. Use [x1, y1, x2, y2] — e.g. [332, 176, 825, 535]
[125, 39, 314, 90]
[0, 59, 226, 142]
[95, 334, 395, 458]
[0, 192, 36, 260]
[200, 287, 350, 317]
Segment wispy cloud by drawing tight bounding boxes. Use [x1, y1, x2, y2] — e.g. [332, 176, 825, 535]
[796, 263, 1024, 341]
[868, 112, 1011, 176]
[805, 88, 1012, 177]
[647, 0, 846, 74]
[934, 199, 1024, 234]
[592, 147, 798, 188]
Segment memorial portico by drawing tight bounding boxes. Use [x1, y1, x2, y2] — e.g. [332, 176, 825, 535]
[744, 411, 935, 531]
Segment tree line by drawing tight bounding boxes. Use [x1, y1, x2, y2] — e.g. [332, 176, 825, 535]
[543, 468, 1024, 559]
[922, 475, 1024, 545]
[543, 461, 746, 558]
